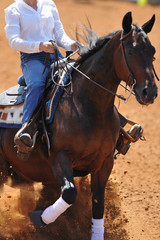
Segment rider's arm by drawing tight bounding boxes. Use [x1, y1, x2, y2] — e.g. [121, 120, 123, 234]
[4, 6, 40, 53]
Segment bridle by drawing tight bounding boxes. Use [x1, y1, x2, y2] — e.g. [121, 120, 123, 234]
[49, 29, 158, 102]
[65, 30, 136, 102]
[120, 27, 159, 86]
[120, 29, 137, 96]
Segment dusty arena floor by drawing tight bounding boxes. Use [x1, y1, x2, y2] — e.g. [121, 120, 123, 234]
[0, 0, 160, 239]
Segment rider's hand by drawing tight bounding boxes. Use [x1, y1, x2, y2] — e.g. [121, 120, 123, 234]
[71, 42, 79, 52]
[39, 41, 54, 53]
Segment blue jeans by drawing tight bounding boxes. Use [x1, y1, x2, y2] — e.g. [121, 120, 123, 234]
[20, 51, 63, 125]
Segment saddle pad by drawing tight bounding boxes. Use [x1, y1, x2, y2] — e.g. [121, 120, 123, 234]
[0, 65, 73, 128]
[0, 104, 23, 128]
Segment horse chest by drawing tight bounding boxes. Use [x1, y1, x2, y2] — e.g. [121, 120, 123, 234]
[68, 135, 114, 172]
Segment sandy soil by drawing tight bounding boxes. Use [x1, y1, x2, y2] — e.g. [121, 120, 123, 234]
[0, 0, 160, 240]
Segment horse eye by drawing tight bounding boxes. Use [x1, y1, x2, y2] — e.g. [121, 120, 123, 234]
[153, 57, 156, 61]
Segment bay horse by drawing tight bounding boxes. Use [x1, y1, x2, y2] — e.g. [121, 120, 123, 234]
[0, 12, 158, 240]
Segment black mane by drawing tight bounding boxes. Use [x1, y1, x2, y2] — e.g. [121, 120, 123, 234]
[76, 29, 119, 64]
[75, 24, 144, 65]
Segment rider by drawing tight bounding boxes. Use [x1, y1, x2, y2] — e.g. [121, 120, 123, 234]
[4, 0, 78, 157]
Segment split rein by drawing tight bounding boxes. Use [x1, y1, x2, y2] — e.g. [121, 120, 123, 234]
[49, 47, 134, 103]
[48, 32, 158, 103]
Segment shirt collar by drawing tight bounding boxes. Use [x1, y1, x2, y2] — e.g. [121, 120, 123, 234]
[15, 0, 41, 13]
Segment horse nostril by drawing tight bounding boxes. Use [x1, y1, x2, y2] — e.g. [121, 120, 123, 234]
[142, 87, 148, 98]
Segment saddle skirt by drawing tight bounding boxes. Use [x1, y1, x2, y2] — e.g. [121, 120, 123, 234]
[0, 65, 73, 128]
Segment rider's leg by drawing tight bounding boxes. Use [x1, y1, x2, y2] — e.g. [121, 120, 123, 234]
[21, 59, 49, 125]
[116, 119, 143, 155]
[14, 54, 50, 150]
[115, 108, 143, 155]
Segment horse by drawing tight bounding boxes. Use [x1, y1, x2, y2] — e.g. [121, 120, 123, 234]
[0, 12, 158, 240]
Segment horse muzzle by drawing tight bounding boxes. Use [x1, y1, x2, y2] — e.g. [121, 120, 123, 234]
[134, 84, 158, 105]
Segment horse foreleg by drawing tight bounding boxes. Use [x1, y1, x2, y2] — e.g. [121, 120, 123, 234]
[30, 150, 77, 227]
[91, 153, 114, 240]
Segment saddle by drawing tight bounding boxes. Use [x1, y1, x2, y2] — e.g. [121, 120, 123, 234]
[0, 85, 26, 107]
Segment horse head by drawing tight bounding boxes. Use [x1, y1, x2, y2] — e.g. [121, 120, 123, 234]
[120, 12, 158, 105]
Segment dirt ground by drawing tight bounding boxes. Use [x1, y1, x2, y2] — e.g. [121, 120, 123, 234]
[0, 0, 160, 240]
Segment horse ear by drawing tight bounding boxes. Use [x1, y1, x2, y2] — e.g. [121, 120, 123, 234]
[142, 14, 155, 34]
[122, 12, 132, 34]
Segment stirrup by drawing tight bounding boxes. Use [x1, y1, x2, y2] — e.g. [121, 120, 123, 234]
[19, 133, 33, 147]
[14, 132, 38, 152]
[14, 123, 38, 159]
[121, 124, 144, 143]
[115, 123, 144, 156]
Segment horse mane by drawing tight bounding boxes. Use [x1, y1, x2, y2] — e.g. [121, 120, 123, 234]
[76, 26, 119, 64]
[75, 23, 143, 65]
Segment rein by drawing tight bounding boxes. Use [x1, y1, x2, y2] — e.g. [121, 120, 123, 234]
[61, 31, 136, 102]
[45, 45, 128, 100]
[53, 42, 136, 102]
[63, 60, 127, 101]
[152, 58, 159, 81]
[48, 28, 158, 102]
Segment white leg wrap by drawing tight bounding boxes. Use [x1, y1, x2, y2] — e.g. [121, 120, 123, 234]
[91, 218, 104, 240]
[41, 196, 71, 224]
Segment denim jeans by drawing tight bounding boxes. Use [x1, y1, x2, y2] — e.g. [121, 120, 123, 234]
[20, 51, 63, 125]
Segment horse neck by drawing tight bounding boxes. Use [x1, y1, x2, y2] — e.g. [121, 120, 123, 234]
[77, 33, 121, 111]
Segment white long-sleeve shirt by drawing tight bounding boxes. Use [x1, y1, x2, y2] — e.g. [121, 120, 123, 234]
[4, 0, 75, 53]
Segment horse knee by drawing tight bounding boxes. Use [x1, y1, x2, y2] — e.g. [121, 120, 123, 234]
[62, 184, 77, 205]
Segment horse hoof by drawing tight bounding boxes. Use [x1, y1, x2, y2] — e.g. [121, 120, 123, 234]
[29, 210, 47, 229]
